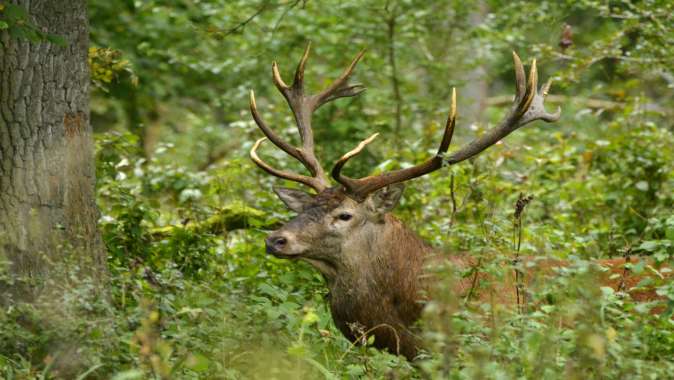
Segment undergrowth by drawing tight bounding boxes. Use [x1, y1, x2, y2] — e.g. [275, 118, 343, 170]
[1, 110, 673, 379]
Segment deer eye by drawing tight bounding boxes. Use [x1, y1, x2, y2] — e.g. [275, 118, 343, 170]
[337, 212, 352, 221]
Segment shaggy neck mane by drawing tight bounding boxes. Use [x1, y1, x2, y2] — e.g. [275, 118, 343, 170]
[324, 213, 437, 359]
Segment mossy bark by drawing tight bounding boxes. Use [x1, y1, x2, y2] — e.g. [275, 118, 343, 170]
[149, 204, 278, 240]
[0, 1, 104, 278]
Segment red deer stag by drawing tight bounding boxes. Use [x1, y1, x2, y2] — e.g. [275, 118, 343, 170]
[248, 44, 662, 360]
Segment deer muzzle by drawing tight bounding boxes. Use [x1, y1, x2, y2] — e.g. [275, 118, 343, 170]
[265, 232, 299, 258]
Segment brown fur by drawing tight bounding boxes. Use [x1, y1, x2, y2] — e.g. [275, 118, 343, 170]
[327, 214, 432, 359]
[266, 187, 670, 360]
[435, 255, 670, 307]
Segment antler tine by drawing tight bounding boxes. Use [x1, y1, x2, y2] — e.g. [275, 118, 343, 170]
[512, 52, 526, 102]
[332, 53, 560, 201]
[293, 42, 311, 90]
[249, 90, 304, 163]
[519, 58, 537, 116]
[332, 89, 458, 200]
[272, 62, 289, 92]
[250, 44, 329, 190]
[272, 42, 312, 95]
[313, 49, 367, 109]
[250, 44, 369, 192]
[437, 87, 457, 154]
[442, 54, 559, 164]
[253, 48, 560, 199]
[331, 133, 379, 193]
[250, 138, 326, 192]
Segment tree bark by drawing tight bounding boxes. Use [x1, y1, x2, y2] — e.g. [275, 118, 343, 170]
[0, 1, 104, 278]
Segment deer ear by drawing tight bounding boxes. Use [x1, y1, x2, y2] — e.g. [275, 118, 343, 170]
[273, 187, 315, 213]
[370, 183, 405, 213]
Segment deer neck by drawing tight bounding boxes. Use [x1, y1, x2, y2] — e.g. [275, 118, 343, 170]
[328, 214, 433, 302]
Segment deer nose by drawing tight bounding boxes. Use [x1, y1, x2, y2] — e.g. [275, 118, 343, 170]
[265, 235, 288, 253]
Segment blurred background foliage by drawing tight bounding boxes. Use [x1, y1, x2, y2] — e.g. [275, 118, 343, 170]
[2, 0, 674, 378]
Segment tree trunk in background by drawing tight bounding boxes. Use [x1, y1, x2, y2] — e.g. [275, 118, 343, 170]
[0, 1, 104, 279]
[461, 2, 488, 123]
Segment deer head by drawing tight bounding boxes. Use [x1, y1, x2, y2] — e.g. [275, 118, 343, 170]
[249, 43, 560, 359]
[250, 43, 559, 280]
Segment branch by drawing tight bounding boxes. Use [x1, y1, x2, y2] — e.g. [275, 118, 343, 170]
[385, 5, 403, 142]
[224, 0, 276, 36]
[149, 203, 279, 240]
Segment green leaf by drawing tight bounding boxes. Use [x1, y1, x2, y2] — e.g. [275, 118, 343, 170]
[346, 364, 366, 377]
[666, 227, 674, 241]
[600, 286, 614, 297]
[185, 353, 210, 372]
[4, 4, 29, 21]
[634, 181, 649, 191]
[258, 282, 288, 301]
[654, 251, 669, 262]
[632, 260, 646, 274]
[0, 21, 8, 30]
[75, 364, 104, 380]
[638, 240, 659, 252]
[287, 342, 307, 358]
[110, 370, 143, 380]
[304, 358, 339, 380]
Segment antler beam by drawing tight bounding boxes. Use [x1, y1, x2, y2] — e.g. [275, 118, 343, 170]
[444, 53, 560, 165]
[332, 89, 457, 199]
[331, 52, 561, 200]
[249, 43, 366, 192]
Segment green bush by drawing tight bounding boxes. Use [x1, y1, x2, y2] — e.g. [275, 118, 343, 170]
[2, 0, 674, 378]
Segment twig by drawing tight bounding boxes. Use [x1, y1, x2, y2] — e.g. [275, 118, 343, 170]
[513, 193, 533, 314]
[448, 165, 476, 232]
[617, 246, 632, 293]
[384, 1, 402, 142]
[198, 142, 238, 171]
[338, 323, 401, 361]
[448, 173, 457, 230]
[464, 257, 483, 303]
[224, 1, 272, 36]
[272, 0, 302, 32]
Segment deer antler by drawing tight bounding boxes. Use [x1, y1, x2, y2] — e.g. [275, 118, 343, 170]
[249, 43, 366, 192]
[331, 52, 561, 201]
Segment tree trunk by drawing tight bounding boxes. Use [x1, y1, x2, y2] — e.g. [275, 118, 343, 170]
[461, 1, 488, 123]
[0, 0, 104, 279]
